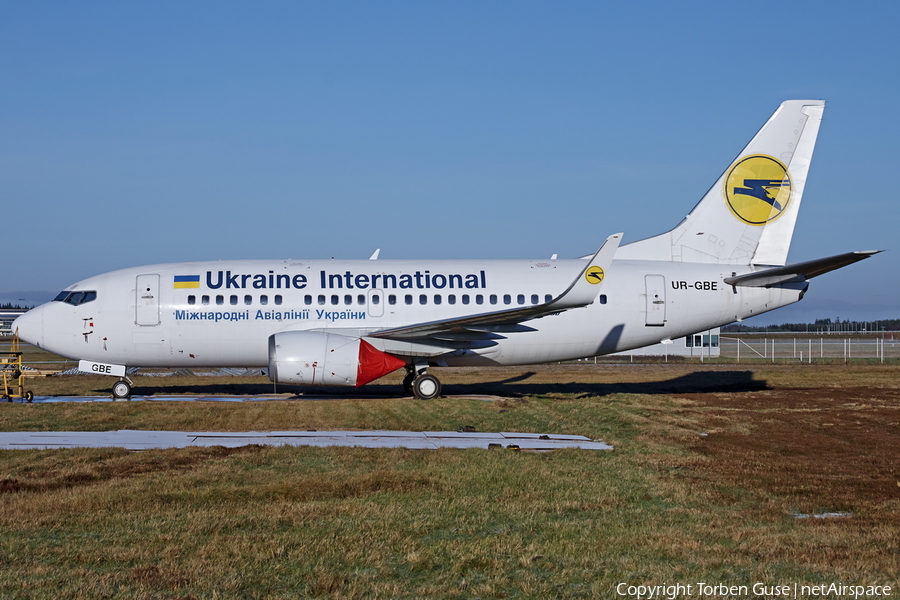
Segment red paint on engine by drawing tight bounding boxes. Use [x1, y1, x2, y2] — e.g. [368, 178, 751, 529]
[356, 340, 407, 387]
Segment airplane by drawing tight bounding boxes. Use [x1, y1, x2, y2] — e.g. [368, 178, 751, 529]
[13, 100, 881, 400]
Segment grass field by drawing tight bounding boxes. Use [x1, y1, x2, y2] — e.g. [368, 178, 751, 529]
[0, 363, 898, 599]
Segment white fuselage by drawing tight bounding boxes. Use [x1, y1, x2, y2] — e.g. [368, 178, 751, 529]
[13, 100, 866, 400]
[15, 257, 804, 368]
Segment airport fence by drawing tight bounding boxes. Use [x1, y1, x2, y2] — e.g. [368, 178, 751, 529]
[4, 334, 900, 370]
[718, 333, 899, 364]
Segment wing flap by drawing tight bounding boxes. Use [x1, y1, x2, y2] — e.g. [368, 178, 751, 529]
[364, 336, 485, 358]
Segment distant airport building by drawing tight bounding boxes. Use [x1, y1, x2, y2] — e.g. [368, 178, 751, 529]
[613, 328, 720, 358]
[0, 310, 26, 336]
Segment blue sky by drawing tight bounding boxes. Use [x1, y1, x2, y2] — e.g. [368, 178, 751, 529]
[2, 1, 897, 323]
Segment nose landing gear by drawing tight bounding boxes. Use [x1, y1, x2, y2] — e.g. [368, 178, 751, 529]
[111, 378, 132, 400]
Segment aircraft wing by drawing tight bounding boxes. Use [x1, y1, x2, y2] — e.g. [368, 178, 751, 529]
[724, 250, 883, 288]
[367, 233, 622, 340]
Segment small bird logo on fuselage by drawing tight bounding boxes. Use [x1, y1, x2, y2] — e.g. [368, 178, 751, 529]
[585, 266, 605, 284]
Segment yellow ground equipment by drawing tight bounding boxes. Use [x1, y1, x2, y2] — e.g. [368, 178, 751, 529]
[2, 334, 34, 402]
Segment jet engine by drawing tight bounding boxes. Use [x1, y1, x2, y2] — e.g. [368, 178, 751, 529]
[267, 331, 406, 387]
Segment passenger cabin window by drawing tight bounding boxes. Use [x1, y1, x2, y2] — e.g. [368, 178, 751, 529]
[202, 295, 210, 305]
[388, 294, 396, 305]
[274, 295, 283, 305]
[419, 294, 427, 305]
[490, 295, 498, 305]
[188, 295, 196, 305]
[357, 294, 365, 305]
[599, 294, 607, 304]
[260, 295, 268, 305]
[216, 295, 224, 306]
[462, 294, 470, 305]
[476, 295, 483, 305]
[503, 294, 511, 305]
[304, 295, 313, 305]
[405, 295, 413, 305]
[230, 295, 238, 306]
[434, 294, 442, 305]
[544, 294, 552, 303]
[448, 295, 456, 305]
[531, 294, 539, 304]
[244, 295, 252, 306]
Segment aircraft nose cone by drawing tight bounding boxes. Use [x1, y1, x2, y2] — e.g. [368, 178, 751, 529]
[12, 308, 43, 347]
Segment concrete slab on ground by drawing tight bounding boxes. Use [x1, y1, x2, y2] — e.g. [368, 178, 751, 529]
[0, 429, 613, 451]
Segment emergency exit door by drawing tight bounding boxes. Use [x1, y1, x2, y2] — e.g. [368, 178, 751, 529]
[136, 274, 160, 326]
[645, 274, 666, 326]
[368, 289, 384, 317]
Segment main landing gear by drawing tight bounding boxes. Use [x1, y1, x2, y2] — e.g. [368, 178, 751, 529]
[403, 366, 442, 400]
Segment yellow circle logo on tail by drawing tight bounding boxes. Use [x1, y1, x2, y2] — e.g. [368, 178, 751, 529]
[585, 266, 605, 285]
[724, 154, 793, 226]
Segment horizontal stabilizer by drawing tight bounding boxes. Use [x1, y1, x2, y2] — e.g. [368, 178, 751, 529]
[724, 250, 882, 288]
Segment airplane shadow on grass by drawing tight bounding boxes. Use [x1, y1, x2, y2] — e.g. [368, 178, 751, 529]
[108, 370, 770, 399]
[427, 370, 770, 398]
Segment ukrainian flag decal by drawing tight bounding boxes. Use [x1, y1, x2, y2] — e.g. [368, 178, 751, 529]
[174, 275, 201, 289]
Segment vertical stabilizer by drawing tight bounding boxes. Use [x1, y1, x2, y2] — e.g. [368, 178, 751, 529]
[617, 100, 825, 266]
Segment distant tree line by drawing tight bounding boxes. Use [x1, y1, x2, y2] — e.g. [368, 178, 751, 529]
[0, 303, 31, 310]
[723, 318, 900, 333]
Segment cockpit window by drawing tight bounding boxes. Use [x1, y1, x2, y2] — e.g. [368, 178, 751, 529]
[67, 292, 86, 306]
[52, 290, 97, 306]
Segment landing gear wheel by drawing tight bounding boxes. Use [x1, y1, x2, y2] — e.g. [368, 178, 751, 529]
[112, 380, 132, 400]
[24, 391, 33, 403]
[413, 374, 441, 400]
[402, 372, 415, 397]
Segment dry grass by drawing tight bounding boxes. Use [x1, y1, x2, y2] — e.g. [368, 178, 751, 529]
[0, 364, 898, 598]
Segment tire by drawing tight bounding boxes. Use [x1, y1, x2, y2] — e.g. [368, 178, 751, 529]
[402, 372, 415, 397]
[413, 374, 441, 400]
[112, 380, 132, 400]
[24, 391, 34, 403]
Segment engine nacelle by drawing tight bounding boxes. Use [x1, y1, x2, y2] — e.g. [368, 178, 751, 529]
[268, 331, 406, 387]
